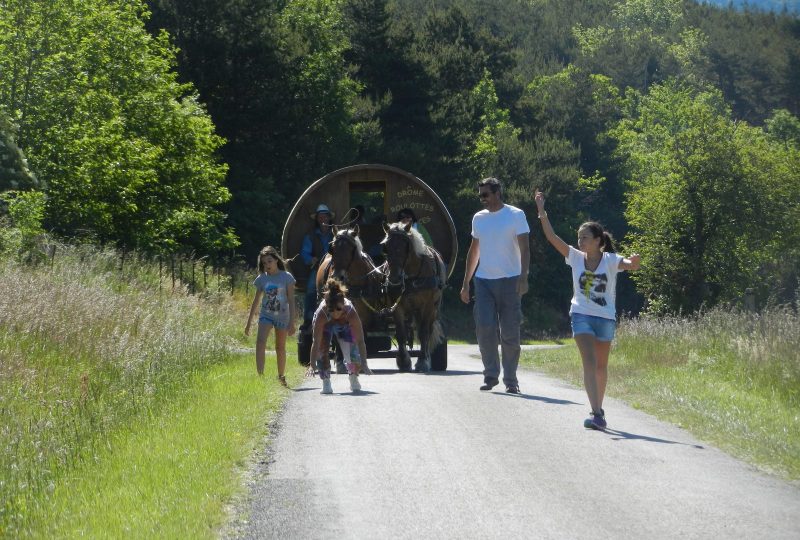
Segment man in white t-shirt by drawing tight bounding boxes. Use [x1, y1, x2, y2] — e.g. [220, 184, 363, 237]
[460, 177, 530, 393]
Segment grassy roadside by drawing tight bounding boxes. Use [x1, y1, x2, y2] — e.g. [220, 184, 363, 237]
[25, 350, 303, 538]
[0, 245, 301, 537]
[520, 308, 800, 481]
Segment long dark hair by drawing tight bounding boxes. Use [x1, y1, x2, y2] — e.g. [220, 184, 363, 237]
[579, 222, 616, 253]
[323, 277, 348, 310]
[257, 246, 286, 272]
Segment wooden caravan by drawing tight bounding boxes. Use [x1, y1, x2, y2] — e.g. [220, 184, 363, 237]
[281, 164, 458, 288]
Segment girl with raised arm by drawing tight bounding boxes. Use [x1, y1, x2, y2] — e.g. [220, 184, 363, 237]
[534, 189, 640, 429]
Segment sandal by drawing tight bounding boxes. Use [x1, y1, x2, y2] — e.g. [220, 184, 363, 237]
[278, 375, 288, 387]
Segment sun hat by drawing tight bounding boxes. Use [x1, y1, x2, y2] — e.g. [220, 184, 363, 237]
[310, 203, 335, 220]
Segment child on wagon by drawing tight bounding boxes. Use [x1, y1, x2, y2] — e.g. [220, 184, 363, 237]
[534, 189, 640, 429]
[245, 246, 296, 386]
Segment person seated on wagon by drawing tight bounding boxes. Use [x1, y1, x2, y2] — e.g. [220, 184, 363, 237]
[311, 277, 369, 394]
[396, 208, 433, 247]
[352, 204, 384, 262]
[300, 204, 334, 330]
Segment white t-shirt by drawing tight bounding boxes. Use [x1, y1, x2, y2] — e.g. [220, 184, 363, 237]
[471, 204, 530, 279]
[566, 245, 624, 320]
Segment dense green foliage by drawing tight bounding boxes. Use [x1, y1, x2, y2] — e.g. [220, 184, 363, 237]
[2, 0, 798, 323]
[613, 82, 800, 312]
[0, 0, 236, 254]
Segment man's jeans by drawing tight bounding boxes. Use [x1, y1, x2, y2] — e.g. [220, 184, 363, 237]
[473, 276, 522, 387]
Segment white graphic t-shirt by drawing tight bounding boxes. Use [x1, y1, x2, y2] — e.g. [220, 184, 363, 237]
[253, 271, 295, 323]
[566, 246, 624, 321]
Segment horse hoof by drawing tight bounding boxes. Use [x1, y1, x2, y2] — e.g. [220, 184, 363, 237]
[414, 360, 431, 373]
[397, 357, 412, 372]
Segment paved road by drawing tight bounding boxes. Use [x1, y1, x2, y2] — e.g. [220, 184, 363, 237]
[229, 344, 800, 539]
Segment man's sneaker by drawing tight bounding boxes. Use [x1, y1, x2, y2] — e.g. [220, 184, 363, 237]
[584, 410, 607, 429]
[321, 378, 333, 394]
[480, 381, 498, 391]
[349, 373, 361, 392]
[505, 385, 521, 395]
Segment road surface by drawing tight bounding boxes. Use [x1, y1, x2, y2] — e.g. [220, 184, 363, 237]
[227, 344, 800, 539]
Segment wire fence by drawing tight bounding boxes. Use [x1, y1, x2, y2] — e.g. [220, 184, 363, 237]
[41, 242, 255, 298]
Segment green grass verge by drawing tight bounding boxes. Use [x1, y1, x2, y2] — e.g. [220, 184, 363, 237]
[520, 310, 800, 481]
[25, 350, 303, 539]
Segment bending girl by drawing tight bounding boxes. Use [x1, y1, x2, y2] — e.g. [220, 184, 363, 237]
[311, 278, 368, 394]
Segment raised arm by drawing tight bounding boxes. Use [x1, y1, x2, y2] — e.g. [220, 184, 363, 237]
[534, 189, 569, 258]
[618, 254, 641, 271]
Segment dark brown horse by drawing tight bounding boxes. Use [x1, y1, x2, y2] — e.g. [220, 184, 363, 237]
[316, 227, 385, 371]
[381, 222, 446, 372]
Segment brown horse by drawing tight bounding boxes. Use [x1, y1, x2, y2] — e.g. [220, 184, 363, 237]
[316, 227, 385, 371]
[381, 222, 446, 372]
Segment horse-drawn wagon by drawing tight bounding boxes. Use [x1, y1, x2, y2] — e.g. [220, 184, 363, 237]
[281, 164, 457, 372]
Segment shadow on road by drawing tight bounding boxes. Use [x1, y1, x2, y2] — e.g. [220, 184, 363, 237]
[602, 428, 705, 448]
[333, 390, 380, 397]
[426, 370, 483, 376]
[493, 391, 581, 406]
[354, 369, 483, 376]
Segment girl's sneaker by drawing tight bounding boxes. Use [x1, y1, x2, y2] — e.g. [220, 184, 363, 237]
[349, 373, 361, 392]
[584, 410, 607, 430]
[321, 378, 333, 394]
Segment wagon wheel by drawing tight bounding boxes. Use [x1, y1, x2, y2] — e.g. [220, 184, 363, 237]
[431, 319, 447, 371]
[297, 331, 312, 366]
[431, 337, 447, 371]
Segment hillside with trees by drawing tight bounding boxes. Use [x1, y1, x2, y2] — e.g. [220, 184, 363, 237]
[2, 0, 798, 330]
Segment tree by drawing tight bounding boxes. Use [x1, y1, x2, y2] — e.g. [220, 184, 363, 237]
[573, 0, 713, 92]
[146, 0, 359, 256]
[0, 111, 39, 191]
[0, 0, 236, 254]
[613, 80, 797, 312]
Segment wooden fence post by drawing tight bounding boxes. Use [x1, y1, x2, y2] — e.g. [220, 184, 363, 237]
[744, 288, 755, 312]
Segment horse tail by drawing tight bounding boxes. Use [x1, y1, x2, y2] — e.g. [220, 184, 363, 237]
[427, 318, 444, 356]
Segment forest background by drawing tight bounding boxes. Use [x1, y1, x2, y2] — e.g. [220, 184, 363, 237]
[1, 0, 799, 332]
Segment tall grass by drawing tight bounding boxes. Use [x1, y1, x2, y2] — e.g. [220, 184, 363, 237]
[0, 244, 246, 536]
[616, 307, 800, 406]
[521, 306, 800, 479]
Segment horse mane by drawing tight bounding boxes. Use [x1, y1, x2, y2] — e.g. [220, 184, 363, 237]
[335, 228, 363, 257]
[386, 222, 427, 257]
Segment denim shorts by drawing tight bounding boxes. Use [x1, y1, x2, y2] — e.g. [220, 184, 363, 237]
[571, 312, 616, 342]
[259, 314, 290, 330]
